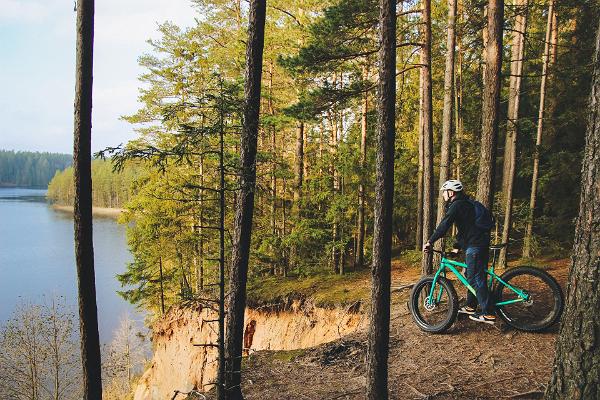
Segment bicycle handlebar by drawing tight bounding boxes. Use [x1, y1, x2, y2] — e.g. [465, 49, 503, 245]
[424, 248, 457, 258]
[424, 243, 508, 258]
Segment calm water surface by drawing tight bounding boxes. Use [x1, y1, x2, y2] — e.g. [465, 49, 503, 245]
[0, 187, 140, 342]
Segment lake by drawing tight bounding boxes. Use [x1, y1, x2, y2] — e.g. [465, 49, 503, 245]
[0, 187, 140, 343]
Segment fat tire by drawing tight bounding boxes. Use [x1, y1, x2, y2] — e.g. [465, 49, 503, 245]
[410, 275, 458, 333]
[494, 266, 564, 332]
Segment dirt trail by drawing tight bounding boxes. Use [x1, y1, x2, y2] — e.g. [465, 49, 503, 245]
[209, 259, 569, 400]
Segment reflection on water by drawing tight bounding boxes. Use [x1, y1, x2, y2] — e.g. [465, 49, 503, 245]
[0, 188, 141, 343]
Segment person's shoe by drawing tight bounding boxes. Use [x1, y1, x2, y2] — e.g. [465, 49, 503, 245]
[458, 306, 476, 315]
[469, 313, 496, 324]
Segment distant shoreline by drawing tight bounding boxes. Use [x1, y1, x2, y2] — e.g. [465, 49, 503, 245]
[51, 204, 124, 218]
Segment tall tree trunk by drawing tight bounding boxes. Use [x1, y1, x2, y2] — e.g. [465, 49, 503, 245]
[366, 0, 395, 397]
[159, 256, 165, 315]
[545, 18, 600, 398]
[545, 7, 559, 146]
[476, 0, 504, 209]
[270, 64, 277, 275]
[291, 121, 304, 271]
[435, 0, 458, 258]
[499, 0, 528, 267]
[282, 176, 289, 276]
[357, 66, 369, 268]
[415, 68, 424, 251]
[523, 2, 555, 258]
[197, 155, 205, 291]
[293, 122, 304, 207]
[454, 10, 463, 182]
[270, 127, 277, 275]
[331, 104, 341, 273]
[224, 1, 266, 398]
[421, 0, 435, 275]
[73, 0, 102, 398]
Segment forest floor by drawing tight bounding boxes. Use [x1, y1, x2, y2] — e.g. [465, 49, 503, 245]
[210, 257, 570, 400]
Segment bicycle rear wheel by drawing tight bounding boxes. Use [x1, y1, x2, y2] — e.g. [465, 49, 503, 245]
[494, 266, 564, 332]
[410, 275, 458, 333]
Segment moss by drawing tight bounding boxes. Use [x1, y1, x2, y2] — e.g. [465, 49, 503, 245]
[246, 268, 370, 309]
[270, 348, 307, 362]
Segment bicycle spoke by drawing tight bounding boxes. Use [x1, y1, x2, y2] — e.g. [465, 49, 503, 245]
[496, 268, 562, 331]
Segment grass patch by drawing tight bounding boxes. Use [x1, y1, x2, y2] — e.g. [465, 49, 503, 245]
[247, 268, 370, 309]
[270, 348, 307, 362]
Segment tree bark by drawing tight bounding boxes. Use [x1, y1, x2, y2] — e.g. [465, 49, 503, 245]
[476, 0, 504, 210]
[73, 0, 103, 398]
[293, 122, 304, 207]
[197, 155, 205, 290]
[270, 127, 277, 275]
[499, 0, 528, 267]
[415, 68, 424, 251]
[421, 0, 435, 275]
[291, 121, 304, 271]
[357, 66, 369, 268]
[523, 2, 555, 258]
[454, 8, 463, 182]
[224, 1, 266, 398]
[331, 102, 341, 273]
[435, 0, 458, 259]
[545, 18, 600, 399]
[366, 0, 395, 398]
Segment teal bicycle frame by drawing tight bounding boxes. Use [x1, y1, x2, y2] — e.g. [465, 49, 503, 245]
[427, 254, 530, 307]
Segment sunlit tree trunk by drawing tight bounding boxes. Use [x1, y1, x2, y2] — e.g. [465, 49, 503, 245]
[224, 1, 266, 398]
[415, 69, 424, 251]
[293, 122, 304, 209]
[357, 66, 369, 268]
[476, 0, 504, 209]
[366, 0, 395, 397]
[73, 0, 102, 398]
[196, 155, 205, 291]
[545, 18, 600, 398]
[435, 0, 458, 259]
[270, 127, 277, 274]
[499, 0, 528, 267]
[331, 97, 341, 273]
[523, 2, 555, 258]
[291, 121, 304, 271]
[421, 0, 435, 275]
[454, 2, 463, 182]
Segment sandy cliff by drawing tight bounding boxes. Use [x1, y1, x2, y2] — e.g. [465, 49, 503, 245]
[133, 301, 364, 400]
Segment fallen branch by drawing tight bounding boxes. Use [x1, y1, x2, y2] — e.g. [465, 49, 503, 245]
[392, 283, 416, 292]
[504, 390, 545, 398]
[330, 389, 363, 399]
[406, 383, 427, 398]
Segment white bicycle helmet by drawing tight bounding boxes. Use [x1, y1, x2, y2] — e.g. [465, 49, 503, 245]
[440, 179, 463, 192]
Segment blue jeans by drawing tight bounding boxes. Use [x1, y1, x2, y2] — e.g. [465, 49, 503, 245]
[465, 247, 493, 314]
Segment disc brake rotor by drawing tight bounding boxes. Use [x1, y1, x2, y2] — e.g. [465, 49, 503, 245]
[523, 291, 534, 306]
[423, 297, 436, 311]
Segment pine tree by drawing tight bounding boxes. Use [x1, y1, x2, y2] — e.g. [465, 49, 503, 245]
[224, 1, 267, 398]
[366, 0, 395, 397]
[73, 0, 103, 397]
[545, 16, 600, 398]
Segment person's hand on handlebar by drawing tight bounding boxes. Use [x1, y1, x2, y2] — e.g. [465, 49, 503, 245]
[450, 248, 460, 255]
[423, 242, 432, 252]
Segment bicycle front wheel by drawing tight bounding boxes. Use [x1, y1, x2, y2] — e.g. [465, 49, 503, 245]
[410, 275, 458, 333]
[495, 266, 564, 332]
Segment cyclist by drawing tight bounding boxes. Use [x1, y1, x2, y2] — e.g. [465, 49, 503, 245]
[423, 179, 496, 324]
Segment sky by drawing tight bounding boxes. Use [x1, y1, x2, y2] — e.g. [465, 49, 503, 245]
[0, 0, 198, 154]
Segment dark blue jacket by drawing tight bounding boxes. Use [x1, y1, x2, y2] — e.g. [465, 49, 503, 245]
[428, 193, 491, 249]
